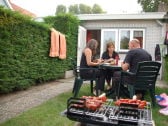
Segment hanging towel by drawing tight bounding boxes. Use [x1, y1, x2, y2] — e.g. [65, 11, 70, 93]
[59, 33, 66, 59]
[49, 28, 59, 57]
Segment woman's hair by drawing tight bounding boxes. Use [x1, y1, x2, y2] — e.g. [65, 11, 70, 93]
[106, 42, 115, 52]
[86, 39, 98, 55]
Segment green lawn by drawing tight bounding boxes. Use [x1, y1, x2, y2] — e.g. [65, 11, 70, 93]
[0, 84, 168, 126]
[151, 88, 168, 126]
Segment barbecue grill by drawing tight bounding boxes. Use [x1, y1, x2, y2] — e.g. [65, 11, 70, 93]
[67, 97, 153, 126]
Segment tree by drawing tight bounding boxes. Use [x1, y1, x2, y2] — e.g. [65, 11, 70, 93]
[56, 5, 66, 15]
[92, 4, 104, 14]
[138, 0, 168, 12]
[79, 4, 92, 14]
[56, 3, 106, 15]
[69, 4, 79, 14]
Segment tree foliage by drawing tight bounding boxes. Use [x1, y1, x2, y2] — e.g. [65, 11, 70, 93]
[56, 4, 66, 15]
[69, 4, 79, 14]
[56, 3, 105, 15]
[92, 4, 105, 14]
[138, 0, 168, 12]
[79, 4, 92, 14]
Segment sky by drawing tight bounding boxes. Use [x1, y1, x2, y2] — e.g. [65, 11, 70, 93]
[11, 0, 142, 17]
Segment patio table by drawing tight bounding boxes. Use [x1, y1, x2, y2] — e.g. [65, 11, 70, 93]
[99, 63, 122, 70]
[98, 63, 122, 98]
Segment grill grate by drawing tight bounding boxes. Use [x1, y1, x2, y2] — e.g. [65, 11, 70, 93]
[67, 97, 153, 126]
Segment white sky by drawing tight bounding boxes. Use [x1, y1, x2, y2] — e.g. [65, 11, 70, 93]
[11, 0, 142, 17]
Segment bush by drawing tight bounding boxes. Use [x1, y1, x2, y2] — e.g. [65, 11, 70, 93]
[0, 7, 79, 93]
[163, 55, 168, 82]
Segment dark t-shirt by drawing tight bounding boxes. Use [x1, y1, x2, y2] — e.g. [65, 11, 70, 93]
[101, 51, 119, 60]
[124, 48, 152, 73]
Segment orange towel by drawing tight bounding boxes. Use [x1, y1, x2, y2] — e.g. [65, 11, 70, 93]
[49, 28, 59, 57]
[59, 33, 66, 59]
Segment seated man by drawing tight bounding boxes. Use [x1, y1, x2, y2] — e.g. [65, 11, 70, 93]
[112, 39, 152, 99]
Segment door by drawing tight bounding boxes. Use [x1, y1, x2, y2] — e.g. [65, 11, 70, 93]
[77, 26, 86, 66]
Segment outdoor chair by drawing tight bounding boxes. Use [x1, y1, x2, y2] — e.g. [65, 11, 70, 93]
[117, 61, 161, 106]
[72, 67, 99, 97]
[70, 58, 99, 97]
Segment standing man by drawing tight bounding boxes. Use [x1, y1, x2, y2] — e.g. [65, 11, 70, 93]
[112, 39, 152, 99]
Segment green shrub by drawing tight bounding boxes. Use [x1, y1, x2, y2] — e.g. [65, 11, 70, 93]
[0, 7, 79, 93]
[163, 55, 168, 82]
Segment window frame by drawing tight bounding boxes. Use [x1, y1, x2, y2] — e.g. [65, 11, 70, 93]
[100, 28, 145, 55]
[100, 29, 118, 56]
[118, 29, 145, 52]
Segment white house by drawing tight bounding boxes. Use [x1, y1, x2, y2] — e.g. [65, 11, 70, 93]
[77, 12, 167, 63]
[76, 12, 168, 79]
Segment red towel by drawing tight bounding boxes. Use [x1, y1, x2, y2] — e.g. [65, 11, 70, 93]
[59, 33, 66, 59]
[49, 28, 59, 57]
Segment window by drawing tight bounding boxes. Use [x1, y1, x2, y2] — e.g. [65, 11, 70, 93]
[101, 29, 145, 54]
[119, 29, 145, 52]
[119, 30, 130, 51]
[101, 29, 118, 55]
[133, 30, 144, 48]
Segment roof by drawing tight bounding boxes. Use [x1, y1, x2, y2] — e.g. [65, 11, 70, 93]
[77, 12, 168, 21]
[8, 0, 36, 18]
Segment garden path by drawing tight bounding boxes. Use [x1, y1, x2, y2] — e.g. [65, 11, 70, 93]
[0, 77, 74, 123]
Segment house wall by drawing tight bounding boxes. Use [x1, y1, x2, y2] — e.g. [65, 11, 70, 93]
[80, 19, 165, 60]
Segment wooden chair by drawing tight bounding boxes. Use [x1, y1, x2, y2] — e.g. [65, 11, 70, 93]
[117, 61, 161, 106]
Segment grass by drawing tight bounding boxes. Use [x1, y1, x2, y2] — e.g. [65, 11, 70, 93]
[0, 84, 168, 126]
[0, 92, 76, 126]
[152, 88, 168, 126]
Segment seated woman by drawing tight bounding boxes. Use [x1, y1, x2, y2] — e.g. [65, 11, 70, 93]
[80, 39, 105, 95]
[101, 42, 119, 90]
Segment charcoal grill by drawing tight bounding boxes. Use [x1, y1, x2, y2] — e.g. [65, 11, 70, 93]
[67, 97, 153, 126]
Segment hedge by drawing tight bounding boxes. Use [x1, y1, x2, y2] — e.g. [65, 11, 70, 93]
[163, 55, 168, 82]
[0, 7, 79, 93]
